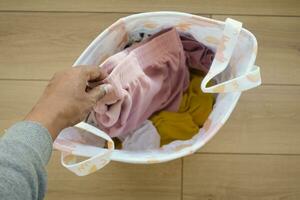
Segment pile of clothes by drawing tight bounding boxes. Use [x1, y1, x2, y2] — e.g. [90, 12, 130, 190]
[87, 27, 215, 150]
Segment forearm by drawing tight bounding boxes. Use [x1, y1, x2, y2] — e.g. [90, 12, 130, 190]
[0, 66, 107, 199]
[0, 121, 53, 200]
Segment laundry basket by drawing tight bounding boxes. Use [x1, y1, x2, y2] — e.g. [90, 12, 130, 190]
[53, 11, 261, 176]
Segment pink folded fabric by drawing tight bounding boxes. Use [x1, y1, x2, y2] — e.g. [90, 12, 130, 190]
[124, 29, 214, 73]
[91, 28, 214, 138]
[93, 28, 189, 137]
[180, 33, 214, 73]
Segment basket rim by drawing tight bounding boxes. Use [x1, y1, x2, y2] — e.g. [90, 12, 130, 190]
[72, 11, 256, 164]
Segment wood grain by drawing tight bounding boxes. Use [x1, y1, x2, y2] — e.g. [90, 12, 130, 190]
[199, 85, 300, 154]
[1, 13, 299, 85]
[0, 12, 128, 80]
[213, 15, 300, 85]
[0, 80, 47, 134]
[183, 154, 300, 200]
[1, 1, 300, 199]
[45, 151, 182, 200]
[1, 81, 299, 154]
[0, 0, 299, 16]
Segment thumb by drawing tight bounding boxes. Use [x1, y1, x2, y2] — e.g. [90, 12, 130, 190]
[88, 84, 109, 102]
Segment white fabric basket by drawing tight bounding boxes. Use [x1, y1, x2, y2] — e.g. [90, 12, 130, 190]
[53, 11, 261, 176]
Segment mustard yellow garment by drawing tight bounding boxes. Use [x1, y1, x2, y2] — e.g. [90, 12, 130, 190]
[150, 72, 214, 145]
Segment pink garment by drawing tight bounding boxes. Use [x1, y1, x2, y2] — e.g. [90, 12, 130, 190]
[124, 29, 215, 73]
[93, 28, 189, 137]
[92, 28, 214, 137]
[180, 33, 214, 73]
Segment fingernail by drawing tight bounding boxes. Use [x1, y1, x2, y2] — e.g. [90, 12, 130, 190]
[103, 84, 113, 94]
[99, 85, 107, 95]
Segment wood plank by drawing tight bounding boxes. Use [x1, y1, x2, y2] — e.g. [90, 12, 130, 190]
[1, 81, 299, 154]
[212, 15, 300, 85]
[183, 154, 300, 200]
[0, 0, 299, 16]
[0, 14, 298, 85]
[45, 151, 181, 200]
[0, 12, 128, 80]
[0, 80, 47, 134]
[199, 84, 300, 154]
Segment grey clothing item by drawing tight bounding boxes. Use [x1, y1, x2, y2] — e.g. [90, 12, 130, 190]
[0, 121, 53, 200]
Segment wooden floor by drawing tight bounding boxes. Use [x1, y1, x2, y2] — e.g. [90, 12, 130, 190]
[0, 1, 300, 199]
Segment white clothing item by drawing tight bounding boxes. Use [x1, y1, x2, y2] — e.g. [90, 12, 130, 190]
[122, 120, 160, 151]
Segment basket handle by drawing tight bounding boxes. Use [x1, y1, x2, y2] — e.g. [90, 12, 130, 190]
[60, 122, 114, 176]
[201, 18, 261, 93]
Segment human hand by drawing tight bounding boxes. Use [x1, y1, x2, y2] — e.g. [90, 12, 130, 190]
[25, 65, 108, 140]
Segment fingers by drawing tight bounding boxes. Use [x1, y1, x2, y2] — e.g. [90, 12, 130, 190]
[87, 80, 102, 89]
[88, 84, 109, 103]
[77, 65, 108, 81]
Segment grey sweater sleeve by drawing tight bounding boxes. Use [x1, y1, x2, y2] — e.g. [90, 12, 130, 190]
[0, 121, 53, 200]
